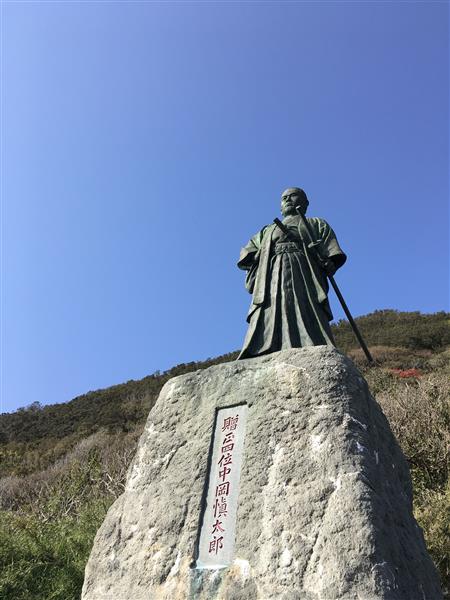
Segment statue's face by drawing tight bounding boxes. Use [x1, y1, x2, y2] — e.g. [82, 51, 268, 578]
[281, 188, 307, 217]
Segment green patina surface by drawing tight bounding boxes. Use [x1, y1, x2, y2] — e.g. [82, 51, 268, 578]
[238, 187, 346, 359]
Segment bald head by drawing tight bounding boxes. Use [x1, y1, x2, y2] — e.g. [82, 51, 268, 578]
[280, 187, 309, 217]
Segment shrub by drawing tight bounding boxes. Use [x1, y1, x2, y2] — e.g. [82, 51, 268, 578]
[0, 500, 110, 600]
[414, 485, 450, 595]
[376, 373, 450, 493]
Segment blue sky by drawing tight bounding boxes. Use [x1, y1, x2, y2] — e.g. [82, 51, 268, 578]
[2, 1, 448, 413]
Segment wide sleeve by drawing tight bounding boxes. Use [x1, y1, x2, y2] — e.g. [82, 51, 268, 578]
[237, 226, 267, 270]
[238, 239, 259, 271]
[316, 218, 347, 270]
[237, 226, 268, 294]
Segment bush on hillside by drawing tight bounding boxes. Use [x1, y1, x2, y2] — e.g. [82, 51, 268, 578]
[376, 372, 450, 494]
[0, 501, 109, 600]
[0, 430, 140, 515]
[334, 310, 449, 352]
[415, 486, 450, 590]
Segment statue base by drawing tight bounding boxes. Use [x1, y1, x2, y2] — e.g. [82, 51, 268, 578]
[82, 346, 442, 600]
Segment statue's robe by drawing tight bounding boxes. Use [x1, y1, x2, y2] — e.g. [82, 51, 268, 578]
[237, 215, 346, 359]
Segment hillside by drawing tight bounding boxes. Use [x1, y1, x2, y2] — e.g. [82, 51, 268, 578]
[0, 309, 449, 599]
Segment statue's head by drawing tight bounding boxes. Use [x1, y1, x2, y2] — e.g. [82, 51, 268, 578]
[281, 187, 309, 217]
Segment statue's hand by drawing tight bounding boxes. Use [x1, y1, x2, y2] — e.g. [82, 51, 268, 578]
[323, 259, 337, 277]
[307, 241, 322, 250]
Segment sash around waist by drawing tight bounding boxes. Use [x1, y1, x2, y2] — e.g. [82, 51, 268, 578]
[274, 241, 304, 255]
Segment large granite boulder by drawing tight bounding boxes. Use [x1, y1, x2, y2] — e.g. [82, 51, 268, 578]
[82, 346, 442, 599]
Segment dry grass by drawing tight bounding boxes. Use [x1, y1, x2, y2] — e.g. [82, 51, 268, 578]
[376, 372, 450, 493]
[363, 356, 450, 596]
[0, 429, 141, 516]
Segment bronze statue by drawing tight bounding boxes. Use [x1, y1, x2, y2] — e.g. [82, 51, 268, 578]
[237, 187, 347, 359]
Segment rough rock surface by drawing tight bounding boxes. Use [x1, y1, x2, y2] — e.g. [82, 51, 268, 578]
[82, 347, 442, 600]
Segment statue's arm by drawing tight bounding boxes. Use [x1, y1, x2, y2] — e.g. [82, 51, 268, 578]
[315, 218, 347, 272]
[237, 226, 268, 294]
[237, 239, 259, 271]
[237, 226, 267, 270]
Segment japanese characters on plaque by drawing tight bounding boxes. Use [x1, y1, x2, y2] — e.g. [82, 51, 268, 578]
[196, 404, 248, 569]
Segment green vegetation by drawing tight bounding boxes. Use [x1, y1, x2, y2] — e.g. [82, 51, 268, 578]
[334, 309, 450, 353]
[0, 310, 449, 599]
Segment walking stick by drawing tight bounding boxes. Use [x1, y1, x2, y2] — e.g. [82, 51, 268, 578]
[273, 214, 374, 364]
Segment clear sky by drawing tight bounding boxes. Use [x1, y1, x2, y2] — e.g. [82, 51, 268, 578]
[1, 1, 448, 413]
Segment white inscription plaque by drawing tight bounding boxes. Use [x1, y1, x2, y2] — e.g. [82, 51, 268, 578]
[196, 404, 248, 569]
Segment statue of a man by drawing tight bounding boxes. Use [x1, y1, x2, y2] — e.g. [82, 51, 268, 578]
[237, 187, 347, 359]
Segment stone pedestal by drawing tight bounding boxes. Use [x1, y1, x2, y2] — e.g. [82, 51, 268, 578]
[82, 347, 442, 600]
